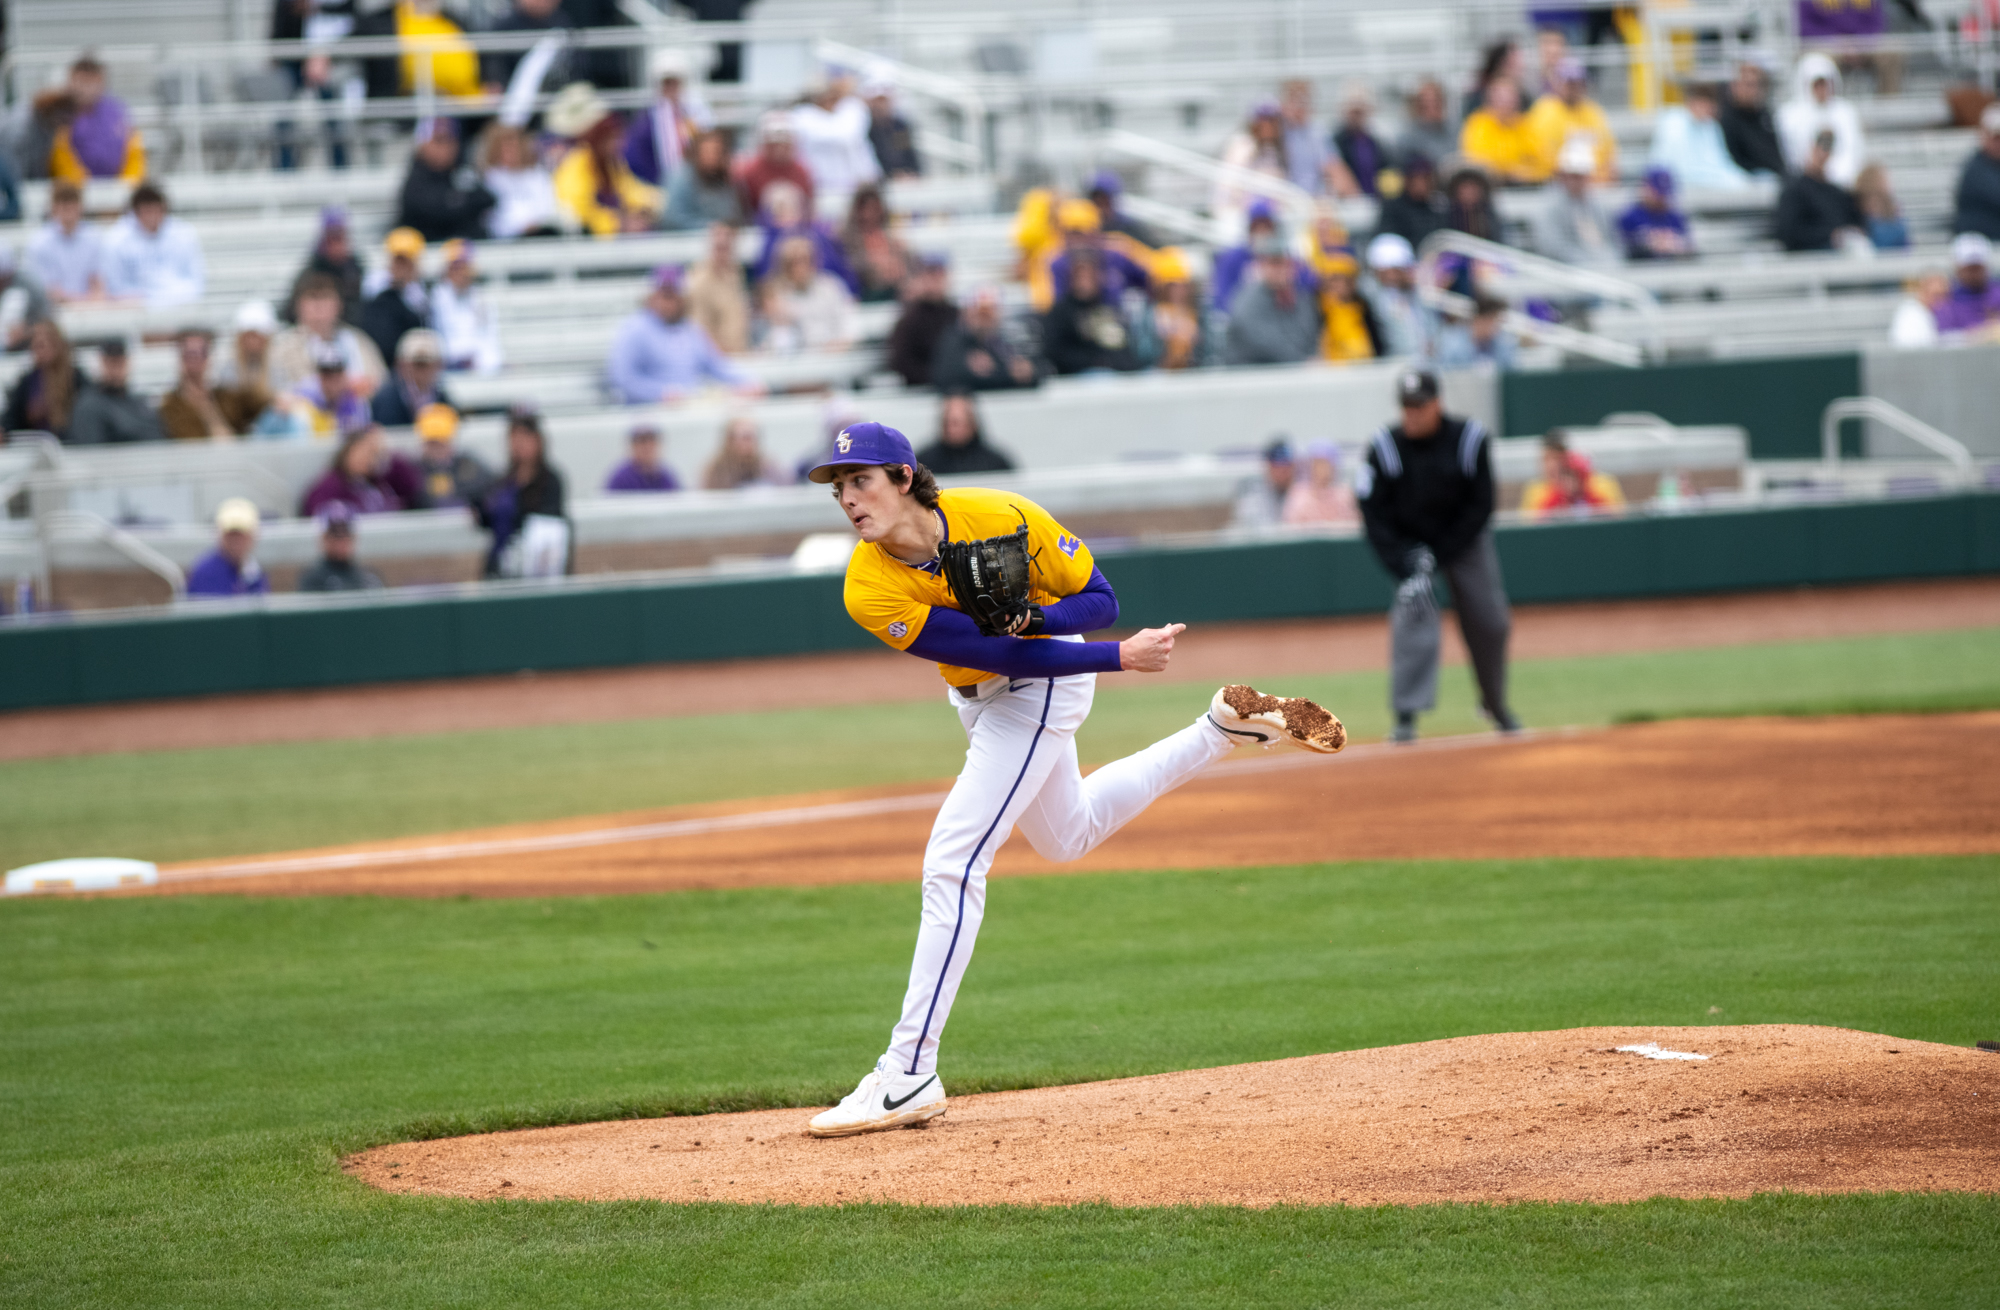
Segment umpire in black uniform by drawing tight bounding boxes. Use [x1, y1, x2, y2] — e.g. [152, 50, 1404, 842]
[1357, 369, 1520, 742]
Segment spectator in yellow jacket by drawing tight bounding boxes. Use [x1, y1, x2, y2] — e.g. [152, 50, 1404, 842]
[1317, 253, 1383, 363]
[1526, 58, 1617, 183]
[395, 0, 480, 98]
[1459, 78, 1552, 185]
[548, 84, 661, 237]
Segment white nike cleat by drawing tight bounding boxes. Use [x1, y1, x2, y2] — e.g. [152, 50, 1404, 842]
[1207, 684, 1348, 753]
[806, 1064, 948, 1138]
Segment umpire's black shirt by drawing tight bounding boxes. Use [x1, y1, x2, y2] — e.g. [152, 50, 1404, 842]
[1357, 415, 1495, 579]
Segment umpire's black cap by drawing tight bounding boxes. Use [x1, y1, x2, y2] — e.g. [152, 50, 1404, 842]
[1395, 368, 1440, 407]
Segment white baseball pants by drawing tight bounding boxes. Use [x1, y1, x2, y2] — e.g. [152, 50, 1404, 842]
[883, 663, 1234, 1077]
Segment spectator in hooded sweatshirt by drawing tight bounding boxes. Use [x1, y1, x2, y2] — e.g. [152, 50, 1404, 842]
[1952, 103, 2000, 241]
[931, 287, 1040, 393]
[1778, 53, 1865, 187]
[605, 423, 682, 491]
[288, 207, 366, 327]
[69, 340, 163, 445]
[100, 182, 204, 307]
[300, 423, 422, 516]
[914, 393, 1017, 476]
[360, 227, 431, 365]
[1618, 167, 1695, 260]
[186, 499, 268, 597]
[397, 118, 497, 242]
[296, 501, 386, 592]
[607, 266, 760, 403]
[49, 57, 145, 182]
[1776, 130, 1867, 251]
[1363, 234, 1435, 359]
[791, 72, 881, 204]
[1533, 139, 1621, 268]
[1650, 82, 1756, 192]
[1224, 236, 1321, 366]
[1932, 233, 2000, 336]
[1720, 59, 1788, 178]
[885, 253, 959, 386]
[26, 181, 106, 302]
[622, 46, 713, 187]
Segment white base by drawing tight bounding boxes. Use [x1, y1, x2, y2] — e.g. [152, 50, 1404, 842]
[5, 858, 159, 895]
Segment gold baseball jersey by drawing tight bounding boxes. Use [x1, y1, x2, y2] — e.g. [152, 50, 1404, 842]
[844, 487, 1095, 686]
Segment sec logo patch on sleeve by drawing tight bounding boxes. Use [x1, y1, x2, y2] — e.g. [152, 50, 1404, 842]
[888, 621, 908, 638]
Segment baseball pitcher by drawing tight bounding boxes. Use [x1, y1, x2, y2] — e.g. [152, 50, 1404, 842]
[803, 421, 1346, 1137]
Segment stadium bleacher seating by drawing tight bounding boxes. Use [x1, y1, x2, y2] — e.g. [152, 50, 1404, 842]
[4, 0, 1998, 615]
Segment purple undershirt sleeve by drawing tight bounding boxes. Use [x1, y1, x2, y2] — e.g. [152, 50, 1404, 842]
[905, 605, 1124, 679]
[1037, 565, 1119, 635]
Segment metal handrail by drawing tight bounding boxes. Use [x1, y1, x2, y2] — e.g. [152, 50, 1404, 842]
[1422, 287, 1645, 368]
[1100, 129, 1316, 238]
[37, 510, 188, 601]
[1416, 231, 1665, 362]
[0, 433, 69, 505]
[1820, 397, 1975, 472]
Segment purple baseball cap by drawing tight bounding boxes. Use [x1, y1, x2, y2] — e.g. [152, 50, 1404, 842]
[1247, 197, 1278, 225]
[806, 420, 917, 483]
[1643, 165, 1676, 196]
[650, 264, 684, 292]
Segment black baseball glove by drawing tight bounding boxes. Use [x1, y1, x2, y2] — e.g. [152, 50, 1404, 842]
[938, 524, 1044, 637]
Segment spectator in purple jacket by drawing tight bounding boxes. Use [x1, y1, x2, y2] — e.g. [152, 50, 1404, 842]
[185, 498, 269, 597]
[299, 425, 422, 517]
[1933, 232, 2000, 335]
[605, 423, 681, 491]
[1618, 167, 1695, 260]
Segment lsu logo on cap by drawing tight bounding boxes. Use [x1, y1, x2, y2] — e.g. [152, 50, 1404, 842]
[1057, 533, 1082, 559]
[834, 429, 853, 454]
[887, 620, 908, 639]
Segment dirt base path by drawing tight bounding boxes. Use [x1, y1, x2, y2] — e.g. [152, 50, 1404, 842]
[157, 714, 2000, 898]
[8, 577, 1998, 762]
[344, 1025, 2000, 1207]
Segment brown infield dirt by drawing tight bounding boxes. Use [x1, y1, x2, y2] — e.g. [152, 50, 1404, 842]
[344, 1024, 2000, 1207]
[157, 712, 2000, 897]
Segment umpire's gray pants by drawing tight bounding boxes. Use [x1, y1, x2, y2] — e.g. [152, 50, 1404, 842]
[1390, 529, 1512, 717]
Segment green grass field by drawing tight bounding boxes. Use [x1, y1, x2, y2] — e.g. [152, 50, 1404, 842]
[4, 625, 1998, 869]
[3, 855, 1996, 1307]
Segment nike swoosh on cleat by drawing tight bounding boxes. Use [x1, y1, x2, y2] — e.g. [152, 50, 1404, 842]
[882, 1074, 938, 1111]
[1207, 713, 1275, 741]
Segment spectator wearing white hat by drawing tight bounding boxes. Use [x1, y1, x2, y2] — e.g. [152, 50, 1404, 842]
[1531, 138, 1620, 269]
[622, 47, 713, 187]
[186, 499, 269, 598]
[429, 241, 504, 374]
[215, 300, 284, 432]
[734, 112, 816, 219]
[864, 78, 920, 178]
[790, 72, 882, 209]
[1361, 234, 1435, 359]
[371, 329, 456, 428]
[1952, 103, 2000, 242]
[549, 83, 661, 237]
[1932, 233, 2000, 335]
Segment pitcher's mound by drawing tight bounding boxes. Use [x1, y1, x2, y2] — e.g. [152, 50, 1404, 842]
[346, 1025, 1998, 1207]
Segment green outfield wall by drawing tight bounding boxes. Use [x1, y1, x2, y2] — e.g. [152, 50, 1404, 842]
[3, 494, 1996, 711]
[1499, 354, 1863, 457]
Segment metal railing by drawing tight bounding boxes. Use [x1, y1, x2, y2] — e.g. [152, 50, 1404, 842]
[1417, 231, 1665, 363]
[1422, 286, 1645, 368]
[32, 510, 189, 603]
[1099, 128, 1316, 240]
[1820, 396, 1975, 472]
